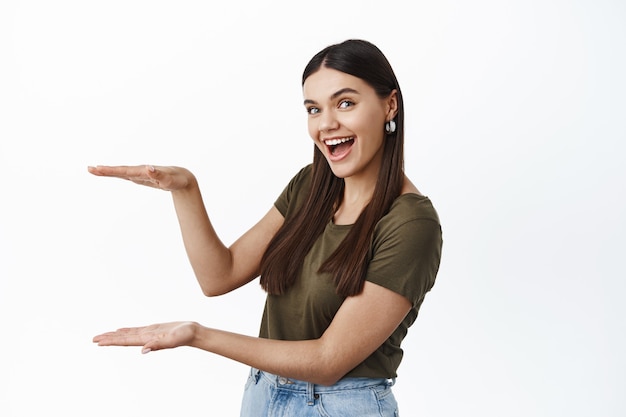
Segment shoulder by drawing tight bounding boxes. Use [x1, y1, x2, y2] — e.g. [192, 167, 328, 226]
[372, 194, 442, 251]
[284, 164, 313, 193]
[368, 194, 443, 303]
[274, 164, 313, 217]
[382, 193, 440, 228]
[293, 164, 313, 185]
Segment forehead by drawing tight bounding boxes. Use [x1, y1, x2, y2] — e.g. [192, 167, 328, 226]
[303, 67, 370, 99]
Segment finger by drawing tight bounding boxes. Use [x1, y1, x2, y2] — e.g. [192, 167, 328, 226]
[87, 165, 154, 180]
[89, 165, 171, 191]
[92, 326, 148, 344]
[87, 165, 129, 177]
[143, 166, 179, 191]
[141, 340, 162, 354]
[141, 334, 174, 354]
[143, 165, 162, 186]
[93, 333, 146, 347]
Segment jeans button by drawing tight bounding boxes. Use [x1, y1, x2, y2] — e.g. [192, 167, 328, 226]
[278, 377, 287, 385]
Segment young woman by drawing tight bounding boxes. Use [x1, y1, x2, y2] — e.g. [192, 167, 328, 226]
[90, 39, 442, 416]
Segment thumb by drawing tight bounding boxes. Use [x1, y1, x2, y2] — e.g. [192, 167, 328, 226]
[141, 339, 161, 354]
[144, 165, 168, 190]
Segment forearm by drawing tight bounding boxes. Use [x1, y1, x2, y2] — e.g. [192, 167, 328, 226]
[93, 285, 409, 386]
[191, 325, 346, 386]
[170, 180, 234, 295]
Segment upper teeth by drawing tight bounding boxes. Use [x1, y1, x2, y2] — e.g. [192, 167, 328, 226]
[325, 137, 353, 146]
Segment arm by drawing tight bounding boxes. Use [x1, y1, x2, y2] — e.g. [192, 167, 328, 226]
[88, 165, 284, 296]
[170, 183, 284, 296]
[93, 281, 411, 386]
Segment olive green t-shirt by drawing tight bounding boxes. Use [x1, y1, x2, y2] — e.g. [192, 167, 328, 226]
[259, 164, 442, 379]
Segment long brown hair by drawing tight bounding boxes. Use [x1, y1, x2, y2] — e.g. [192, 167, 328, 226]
[259, 39, 405, 297]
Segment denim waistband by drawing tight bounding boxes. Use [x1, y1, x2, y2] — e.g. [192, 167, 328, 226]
[251, 368, 395, 406]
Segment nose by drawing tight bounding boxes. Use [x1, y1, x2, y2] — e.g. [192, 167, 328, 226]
[318, 110, 339, 133]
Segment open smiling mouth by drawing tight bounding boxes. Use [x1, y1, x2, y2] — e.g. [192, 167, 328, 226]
[325, 137, 355, 156]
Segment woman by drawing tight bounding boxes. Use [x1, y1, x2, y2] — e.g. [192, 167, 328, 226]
[91, 39, 442, 416]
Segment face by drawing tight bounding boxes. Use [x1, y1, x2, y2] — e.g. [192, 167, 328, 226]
[303, 67, 397, 181]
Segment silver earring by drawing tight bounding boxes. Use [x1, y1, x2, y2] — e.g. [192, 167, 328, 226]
[385, 119, 396, 134]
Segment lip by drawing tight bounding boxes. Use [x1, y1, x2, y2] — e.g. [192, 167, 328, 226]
[322, 135, 355, 162]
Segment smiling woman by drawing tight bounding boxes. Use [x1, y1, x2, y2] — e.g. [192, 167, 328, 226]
[90, 39, 442, 417]
[304, 72, 395, 179]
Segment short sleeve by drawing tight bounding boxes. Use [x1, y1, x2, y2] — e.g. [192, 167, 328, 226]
[366, 197, 443, 308]
[274, 164, 313, 218]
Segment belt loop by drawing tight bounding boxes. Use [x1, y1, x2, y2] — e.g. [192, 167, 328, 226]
[388, 377, 396, 387]
[306, 382, 316, 406]
[253, 368, 261, 384]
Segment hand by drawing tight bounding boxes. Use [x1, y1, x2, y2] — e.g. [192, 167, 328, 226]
[87, 165, 196, 192]
[93, 321, 198, 354]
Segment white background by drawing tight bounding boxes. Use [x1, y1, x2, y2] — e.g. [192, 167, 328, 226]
[1, 1, 624, 416]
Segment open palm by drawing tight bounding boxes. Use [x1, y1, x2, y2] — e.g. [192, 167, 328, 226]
[93, 321, 198, 353]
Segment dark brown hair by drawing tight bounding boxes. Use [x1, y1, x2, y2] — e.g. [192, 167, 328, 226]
[259, 39, 405, 297]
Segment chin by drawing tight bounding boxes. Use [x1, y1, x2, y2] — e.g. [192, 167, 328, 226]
[327, 164, 352, 179]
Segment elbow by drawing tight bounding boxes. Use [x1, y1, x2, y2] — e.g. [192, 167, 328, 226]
[315, 374, 343, 387]
[198, 279, 230, 297]
[312, 366, 347, 386]
[195, 266, 250, 297]
[309, 354, 351, 386]
[200, 285, 228, 297]
[202, 290, 220, 298]
[195, 272, 235, 297]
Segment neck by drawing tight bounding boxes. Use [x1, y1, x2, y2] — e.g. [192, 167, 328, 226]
[333, 173, 378, 225]
[342, 177, 375, 206]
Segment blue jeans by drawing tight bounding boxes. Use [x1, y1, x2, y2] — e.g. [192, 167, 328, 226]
[240, 368, 400, 417]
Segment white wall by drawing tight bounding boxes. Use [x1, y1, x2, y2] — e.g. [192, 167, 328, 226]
[1, 1, 624, 416]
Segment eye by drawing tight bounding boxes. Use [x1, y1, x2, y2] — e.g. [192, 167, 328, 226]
[306, 106, 320, 115]
[338, 100, 354, 109]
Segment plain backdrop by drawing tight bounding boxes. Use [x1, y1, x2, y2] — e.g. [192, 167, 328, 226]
[1, 0, 624, 416]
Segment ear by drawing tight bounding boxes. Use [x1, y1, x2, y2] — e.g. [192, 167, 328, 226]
[386, 89, 399, 120]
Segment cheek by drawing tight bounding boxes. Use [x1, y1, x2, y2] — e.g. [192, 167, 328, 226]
[349, 108, 384, 133]
[357, 111, 386, 146]
[307, 119, 318, 141]
[365, 109, 386, 131]
[307, 122, 327, 153]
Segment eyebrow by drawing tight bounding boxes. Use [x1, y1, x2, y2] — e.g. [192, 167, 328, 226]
[303, 87, 360, 105]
